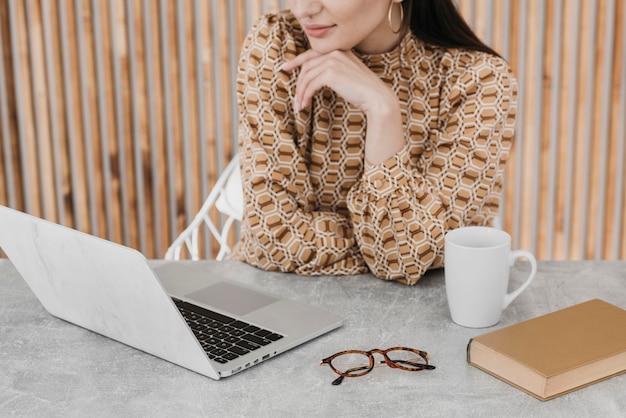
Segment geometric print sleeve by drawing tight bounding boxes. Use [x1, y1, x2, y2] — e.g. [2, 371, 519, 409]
[347, 53, 518, 285]
[234, 15, 368, 276]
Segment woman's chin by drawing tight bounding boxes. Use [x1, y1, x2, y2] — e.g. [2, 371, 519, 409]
[305, 38, 351, 55]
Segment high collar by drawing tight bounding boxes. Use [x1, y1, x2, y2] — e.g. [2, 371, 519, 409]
[352, 31, 415, 75]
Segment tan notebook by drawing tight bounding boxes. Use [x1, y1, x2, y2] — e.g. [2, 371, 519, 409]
[466, 299, 626, 401]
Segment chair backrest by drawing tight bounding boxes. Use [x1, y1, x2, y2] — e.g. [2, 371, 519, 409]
[215, 162, 243, 221]
[164, 156, 243, 261]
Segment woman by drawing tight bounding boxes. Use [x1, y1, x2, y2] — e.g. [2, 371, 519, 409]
[230, 0, 518, 285]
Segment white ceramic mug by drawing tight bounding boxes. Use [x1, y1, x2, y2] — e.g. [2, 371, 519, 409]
[444, 226, 537, 328]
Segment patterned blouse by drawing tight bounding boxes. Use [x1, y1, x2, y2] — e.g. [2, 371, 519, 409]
[230, 11, 518, 285]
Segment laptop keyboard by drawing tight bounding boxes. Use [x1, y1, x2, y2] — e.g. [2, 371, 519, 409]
[173, 298, 284, 364]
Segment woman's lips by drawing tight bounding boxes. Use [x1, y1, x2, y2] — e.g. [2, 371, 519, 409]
[304, 24, 336, 38]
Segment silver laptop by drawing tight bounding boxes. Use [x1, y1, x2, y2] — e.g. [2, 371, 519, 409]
[0, 205, 342, 379]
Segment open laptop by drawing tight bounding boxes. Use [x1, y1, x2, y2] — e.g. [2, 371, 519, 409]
[0, 205, 342, 379]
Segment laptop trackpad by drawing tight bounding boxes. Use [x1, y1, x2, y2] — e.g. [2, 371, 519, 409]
[185, 281, 278, 316]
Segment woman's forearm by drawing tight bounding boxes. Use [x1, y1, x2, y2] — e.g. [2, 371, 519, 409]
[363, 90, 405, 165]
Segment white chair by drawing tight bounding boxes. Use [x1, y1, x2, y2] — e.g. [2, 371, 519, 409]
[165, 156, 244, 261]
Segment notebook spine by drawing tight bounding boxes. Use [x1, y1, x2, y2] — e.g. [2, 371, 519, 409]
[466, 339, 474, 363]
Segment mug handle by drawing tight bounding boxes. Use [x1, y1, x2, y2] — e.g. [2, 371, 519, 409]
[502, 250, 537, 309]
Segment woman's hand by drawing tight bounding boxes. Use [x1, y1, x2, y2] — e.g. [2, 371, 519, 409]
[280, 49, 386, 113]
[281, 49, 405, 165]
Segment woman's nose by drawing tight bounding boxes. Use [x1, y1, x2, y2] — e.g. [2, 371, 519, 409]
[289, 0, 323, 19]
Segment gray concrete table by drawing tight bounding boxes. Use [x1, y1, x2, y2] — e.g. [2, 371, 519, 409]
[1, 259, 625, 417]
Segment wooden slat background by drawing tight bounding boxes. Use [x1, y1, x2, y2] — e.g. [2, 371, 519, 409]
[1, 0, 625, 260]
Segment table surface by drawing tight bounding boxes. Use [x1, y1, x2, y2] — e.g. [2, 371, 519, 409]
[1, 258, 626, 417]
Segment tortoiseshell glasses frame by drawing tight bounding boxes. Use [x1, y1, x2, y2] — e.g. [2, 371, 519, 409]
[319, 346, 435, 385]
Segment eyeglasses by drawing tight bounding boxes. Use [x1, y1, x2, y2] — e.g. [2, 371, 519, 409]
[320, 347, 435, 385]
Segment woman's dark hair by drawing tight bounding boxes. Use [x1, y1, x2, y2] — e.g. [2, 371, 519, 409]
[403, 0, 501, 57]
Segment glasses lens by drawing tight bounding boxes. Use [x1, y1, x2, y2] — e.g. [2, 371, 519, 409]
[330, 352, 372, 376]
[387, 349, 427, 370]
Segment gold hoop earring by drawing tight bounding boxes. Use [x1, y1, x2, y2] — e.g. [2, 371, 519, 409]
[387, 2, 404, 34]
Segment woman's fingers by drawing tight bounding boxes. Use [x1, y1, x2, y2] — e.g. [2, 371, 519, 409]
[295, 61, 334, 111]
[280, 49, 321, 72]
[282, 49, 383, 113]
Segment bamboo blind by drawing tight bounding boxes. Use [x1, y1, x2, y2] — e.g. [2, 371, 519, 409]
[0, 0, 625, 261]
